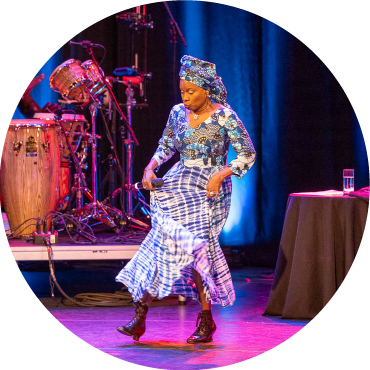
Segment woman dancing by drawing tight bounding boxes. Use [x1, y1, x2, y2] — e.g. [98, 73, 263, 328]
[116, 55, 256, 343]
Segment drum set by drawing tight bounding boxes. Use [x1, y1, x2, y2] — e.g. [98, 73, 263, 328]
[1, 51, 150, 240]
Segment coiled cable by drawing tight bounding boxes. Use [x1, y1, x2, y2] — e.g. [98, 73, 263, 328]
[44, 237, 132, 307]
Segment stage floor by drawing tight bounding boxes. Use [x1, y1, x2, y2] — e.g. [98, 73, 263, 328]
[6, 212, 309, 368]
[19, 262, 309, 369]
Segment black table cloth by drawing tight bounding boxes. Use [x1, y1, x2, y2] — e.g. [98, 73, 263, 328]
[263, 192, 368, 320]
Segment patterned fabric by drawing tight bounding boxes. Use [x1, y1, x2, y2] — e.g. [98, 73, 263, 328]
[115, 103, 256, 307]
[152, 104, 256, 178]
[179, 55, 230, 108]
[116, 163, 235, 306]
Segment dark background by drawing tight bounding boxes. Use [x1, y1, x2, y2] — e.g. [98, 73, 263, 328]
[12, 1, 369, 267]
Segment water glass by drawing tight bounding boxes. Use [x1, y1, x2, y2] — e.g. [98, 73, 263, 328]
[343, 169, 354, 195]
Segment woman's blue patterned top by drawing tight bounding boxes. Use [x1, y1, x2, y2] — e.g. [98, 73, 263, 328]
[152, 104, 256, 178]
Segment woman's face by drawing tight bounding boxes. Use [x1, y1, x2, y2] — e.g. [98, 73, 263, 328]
[179, 80, 208, 111]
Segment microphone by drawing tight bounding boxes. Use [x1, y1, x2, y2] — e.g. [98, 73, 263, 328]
[69, 40, 103, 48]
[135, 178, 164, 190]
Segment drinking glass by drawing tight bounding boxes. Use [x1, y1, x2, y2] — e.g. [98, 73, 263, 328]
[343, 169, 354, 195]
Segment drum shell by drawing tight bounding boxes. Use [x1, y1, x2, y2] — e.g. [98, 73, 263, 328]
[60, 162, 70, 201]
[33, 113, 85, 201]
[58, 115, 86, 161]
[49, 59, 90, 100]
[0, 120, 60, 235]
[82, 60, 106, 97]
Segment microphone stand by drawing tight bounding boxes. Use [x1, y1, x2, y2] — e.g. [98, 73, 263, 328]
[163, 2, 188, 104]
[82, 42, 139, 147]
[114, 9, 155, 230]
[125, 81, 134, 215]
[72, 94, 117, 229]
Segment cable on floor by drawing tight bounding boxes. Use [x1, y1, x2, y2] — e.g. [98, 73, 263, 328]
[45, 238, 133, 307]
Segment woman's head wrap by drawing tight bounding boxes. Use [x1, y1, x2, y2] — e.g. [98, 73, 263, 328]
[179, 55, 230, 108]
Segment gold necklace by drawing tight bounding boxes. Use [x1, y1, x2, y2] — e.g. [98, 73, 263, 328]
[193, 101, 211, 120]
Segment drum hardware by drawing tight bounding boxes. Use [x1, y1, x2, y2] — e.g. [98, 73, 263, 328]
[88, 98, 103, 213]
[73, 173, 85, 210]
[54, 109, 120, 231]
[57, 118, 88, 183]
[49, 51, 130, 232]
[73, 41, 146, 231]
[98, 154, 118, 207]
[114, 7, 155, 227]
[47, 45, 123, 229]
[42, 139, 51, 154]
[109, 183, 151, 230]
[59, 171, 90, 214]
[115, 81, 151, 226]
[47, 37, 150, 236]
[12, 140, 23, 155]
[78, 96, 127, 229]
[75, 134, 89, 169]
[126, 216, 151, 231]
[124, 80, 135, 215]
[25, 136, 38, 156]
[51, 116, 119, 234]
[90, 93, 151, 231]
[51, 114, 117, 242]
[115, 7, 153, 30]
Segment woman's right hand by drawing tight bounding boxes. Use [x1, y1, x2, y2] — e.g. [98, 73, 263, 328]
[142, 169, 157, 190]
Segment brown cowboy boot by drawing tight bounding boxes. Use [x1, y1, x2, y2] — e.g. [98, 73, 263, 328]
[187, 309, 217, 343]
[117, 300, 149, 341]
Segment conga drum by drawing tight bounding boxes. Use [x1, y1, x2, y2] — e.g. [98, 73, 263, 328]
[0, 119, 60, 235]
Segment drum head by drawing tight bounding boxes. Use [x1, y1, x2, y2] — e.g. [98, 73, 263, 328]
[33, 113, 56, 120]
[61, 114, 86, 121]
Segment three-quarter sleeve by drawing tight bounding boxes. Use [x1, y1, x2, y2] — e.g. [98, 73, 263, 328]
[224, 112, 256, 178]
[151, 107, 177, 167]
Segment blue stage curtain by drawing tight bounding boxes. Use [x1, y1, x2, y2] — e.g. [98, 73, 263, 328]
[174, 1, 369, 249]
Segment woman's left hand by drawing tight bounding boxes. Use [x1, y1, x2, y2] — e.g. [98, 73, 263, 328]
[206, 174, 223, 199]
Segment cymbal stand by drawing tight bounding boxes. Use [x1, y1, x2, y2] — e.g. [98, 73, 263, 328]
[89, 100, 99, 210]
[114, 8, 155, 229]
[72, 95, 120, 228]
[118, 110, 151, 231]
[85, 47, 152, 231]
[125, 81, 135, 215]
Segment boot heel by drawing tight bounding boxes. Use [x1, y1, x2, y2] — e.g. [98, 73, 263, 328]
[133, 333, 142, 341]
[118, 301, 148, 341]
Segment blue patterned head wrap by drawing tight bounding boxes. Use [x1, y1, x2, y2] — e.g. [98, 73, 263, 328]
[179, 55, 230, 108]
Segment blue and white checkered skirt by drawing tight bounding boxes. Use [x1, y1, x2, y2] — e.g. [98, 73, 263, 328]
[115, 162, 236, 307]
